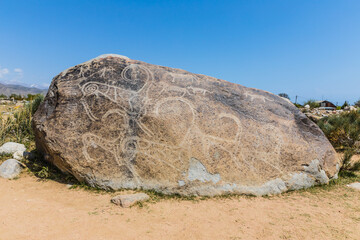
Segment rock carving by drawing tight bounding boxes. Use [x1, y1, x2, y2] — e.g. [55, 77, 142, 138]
[32, 54, 340, 196]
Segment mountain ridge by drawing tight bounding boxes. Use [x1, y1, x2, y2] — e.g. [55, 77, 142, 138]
[0, 83, 47, 96]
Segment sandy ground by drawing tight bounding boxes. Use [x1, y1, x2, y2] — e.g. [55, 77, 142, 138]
[0, 174, 359, 240]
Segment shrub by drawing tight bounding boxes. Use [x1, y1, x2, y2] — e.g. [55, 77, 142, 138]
[30, 94, 44, 115]
[303, 100, 320, 109]
[0, 94, 44, 147]
[318, 110, 360, 149]
[294, 103, 302, 108]
[339, 148, 360, 177]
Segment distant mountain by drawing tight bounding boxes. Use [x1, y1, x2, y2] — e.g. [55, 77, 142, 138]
[0, 83, 47, 96]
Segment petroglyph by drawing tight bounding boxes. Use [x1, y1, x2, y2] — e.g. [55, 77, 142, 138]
[168, 72, 198, 85]
[243, 89, 274, 103]
[79, 63, 244, 181]
[33, 54, 340, 196]
[121, 64, 152, 84]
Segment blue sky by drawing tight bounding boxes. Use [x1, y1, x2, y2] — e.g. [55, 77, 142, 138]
[0, 0, 359, 104]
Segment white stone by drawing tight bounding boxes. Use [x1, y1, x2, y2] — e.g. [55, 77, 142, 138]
[287, 172, 314, 190]
[13, 150, 25, 160]
[111, 193, 150, 207]
[347, 182, 360, 191]
[0, 142, 26, 155]
[0, 159, 23, 179]
[187, 158, 221, 184]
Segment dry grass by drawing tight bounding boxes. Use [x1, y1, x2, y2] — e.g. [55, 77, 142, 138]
[0, 95, 43, 148]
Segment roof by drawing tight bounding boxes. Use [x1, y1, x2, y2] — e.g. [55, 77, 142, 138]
[315, 100, 335, 104]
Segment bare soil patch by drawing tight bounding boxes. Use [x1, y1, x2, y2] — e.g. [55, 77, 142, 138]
[1, 173, 359, 240]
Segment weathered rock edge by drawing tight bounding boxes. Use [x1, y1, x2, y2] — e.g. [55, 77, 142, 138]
[32, 54, 340, 196]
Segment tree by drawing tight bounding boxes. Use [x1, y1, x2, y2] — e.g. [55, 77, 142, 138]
[9, 94, 24, 101]
[278, 93, 290, 100]
[341, 101, 349, 109]
[26, 94, 42, 101]
[355, 99, 360, 107]
[26, 94, 36, 101]
[303, 100, 320, 109]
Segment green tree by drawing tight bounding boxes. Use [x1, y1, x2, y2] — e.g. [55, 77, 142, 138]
[9, 94, 24, 100]
[355, 99, 360, 107]
[278, 93, 290, 100]
[341, 101, 349, 109]
[26, 93, 42, 101]
[303, 100, 320, 109]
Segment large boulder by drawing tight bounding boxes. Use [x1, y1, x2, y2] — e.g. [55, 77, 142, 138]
[32, 54, 340, 196]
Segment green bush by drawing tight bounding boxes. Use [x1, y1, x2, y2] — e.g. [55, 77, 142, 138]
[303, 100, 320, 109]
[340, 149, 360, 170]
[30, 94, 44, 115]
[0, 94, 44, 147]
[294, 103, 303, 108]
[318, 110, 360, 149]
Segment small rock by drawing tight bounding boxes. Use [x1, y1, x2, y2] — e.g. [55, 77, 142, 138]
[347, 182, 360, 191]
[304, 104, 310, 109]
[13, 150, 25, 160]
[0, 159, 23, 179]
[0, 142, 26, 155]
[111, 193, 150, 208]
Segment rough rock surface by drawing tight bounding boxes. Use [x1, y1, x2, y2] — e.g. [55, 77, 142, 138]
[0, 142, 26, 155]
[111, 193, 150, 207]
[0, 159, 23, 179]
[32, 54, 340, 196]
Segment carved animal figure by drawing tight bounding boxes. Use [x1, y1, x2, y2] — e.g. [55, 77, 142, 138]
[32, 54, 339, 196]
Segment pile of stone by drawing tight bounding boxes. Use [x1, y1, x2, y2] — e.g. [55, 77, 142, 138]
[303, 105, 358, 122]
[0, 142, 28, 179]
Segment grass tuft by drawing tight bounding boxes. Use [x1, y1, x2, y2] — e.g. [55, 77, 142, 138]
[0, 94, 44, 148]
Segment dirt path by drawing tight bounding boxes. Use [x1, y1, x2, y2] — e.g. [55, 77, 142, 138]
[1, 174, 360, 240]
